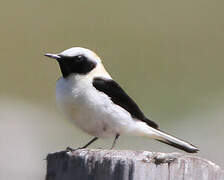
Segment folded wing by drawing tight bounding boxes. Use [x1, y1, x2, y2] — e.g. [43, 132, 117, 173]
[92, 77, 158, 129]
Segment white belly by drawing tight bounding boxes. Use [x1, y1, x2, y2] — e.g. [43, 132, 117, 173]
[56, 76, 137, 138]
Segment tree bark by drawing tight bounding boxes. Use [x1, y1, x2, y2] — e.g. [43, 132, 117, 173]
[46, 149, 224, 180]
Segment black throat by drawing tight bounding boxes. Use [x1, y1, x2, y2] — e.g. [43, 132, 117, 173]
[57, 56, 96, 78]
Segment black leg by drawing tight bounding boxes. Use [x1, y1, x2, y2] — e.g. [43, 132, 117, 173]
[110, 134, 120, 150]
[67, 137, 98, 151]
[81, 137, 98, 148]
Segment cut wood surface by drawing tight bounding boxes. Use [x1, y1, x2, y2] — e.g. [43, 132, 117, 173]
[46, 149, 224, 180]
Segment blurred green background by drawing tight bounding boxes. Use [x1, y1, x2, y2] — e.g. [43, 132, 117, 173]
[0, 0, 224, 179]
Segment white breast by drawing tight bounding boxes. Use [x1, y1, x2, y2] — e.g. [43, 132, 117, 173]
[56, 73, 138, 138]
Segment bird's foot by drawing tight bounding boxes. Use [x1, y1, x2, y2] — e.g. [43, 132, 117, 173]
[66, 146, 81, 152]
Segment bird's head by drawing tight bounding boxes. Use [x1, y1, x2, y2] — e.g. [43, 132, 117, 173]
[45, 47, 102, 78]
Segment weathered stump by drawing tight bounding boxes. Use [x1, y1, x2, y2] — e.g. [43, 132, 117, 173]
[46, 149, 224, 180]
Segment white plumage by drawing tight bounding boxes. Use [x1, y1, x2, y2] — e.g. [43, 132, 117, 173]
[45, 47, 199, 153]
[56, 63, 150, 138]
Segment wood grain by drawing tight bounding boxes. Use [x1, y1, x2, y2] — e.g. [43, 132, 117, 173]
[46, 149, 224, 180]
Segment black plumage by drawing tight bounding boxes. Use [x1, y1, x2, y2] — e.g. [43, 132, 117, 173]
[92, 77, 159, 129]
[58, 55, 96, 78]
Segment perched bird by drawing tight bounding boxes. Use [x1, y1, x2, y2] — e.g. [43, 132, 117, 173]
[45, 47, 198, 153]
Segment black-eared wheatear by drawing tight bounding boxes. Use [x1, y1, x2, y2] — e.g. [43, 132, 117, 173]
[45, 47, 198, 153]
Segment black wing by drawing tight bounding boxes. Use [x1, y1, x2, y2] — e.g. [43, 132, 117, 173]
[92, 77, 159, 129]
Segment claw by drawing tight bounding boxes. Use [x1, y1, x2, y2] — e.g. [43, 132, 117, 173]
[66, 146, 80, 152]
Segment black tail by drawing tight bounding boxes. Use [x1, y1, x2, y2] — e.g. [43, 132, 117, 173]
[151, 128, 199, 153]
[156, 139, 198, 153]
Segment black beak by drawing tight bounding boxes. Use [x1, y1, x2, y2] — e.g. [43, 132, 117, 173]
[44, 53, 61, 60]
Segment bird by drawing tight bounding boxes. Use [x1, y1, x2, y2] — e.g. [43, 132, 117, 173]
[45, 47, 199, 153]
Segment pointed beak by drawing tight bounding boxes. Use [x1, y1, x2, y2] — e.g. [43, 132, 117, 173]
[44, 53, 61, 60]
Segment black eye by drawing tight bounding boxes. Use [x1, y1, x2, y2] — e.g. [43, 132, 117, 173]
[77, 55, 86, 61]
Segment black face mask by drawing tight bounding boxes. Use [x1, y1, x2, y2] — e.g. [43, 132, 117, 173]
[57, 55, 96, 78]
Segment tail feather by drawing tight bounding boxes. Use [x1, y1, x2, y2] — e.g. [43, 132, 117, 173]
[151, 128, 199, 153]
[156, 139, 198, 153]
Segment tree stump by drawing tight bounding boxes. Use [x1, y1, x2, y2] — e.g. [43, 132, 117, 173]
[46, 149, 224, 180]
